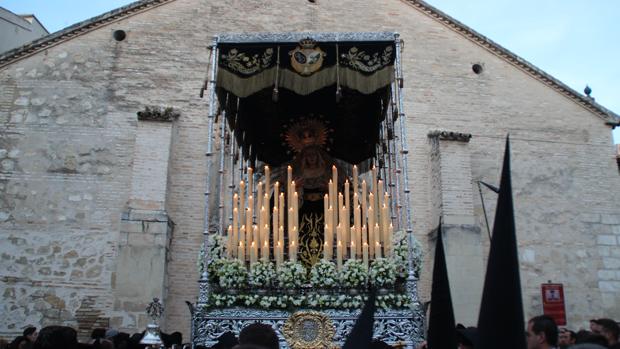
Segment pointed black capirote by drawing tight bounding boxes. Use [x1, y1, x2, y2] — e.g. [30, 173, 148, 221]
[477, 136, 526, 349]
[342, 289, 377, 349]
[427, 222, 458, 349]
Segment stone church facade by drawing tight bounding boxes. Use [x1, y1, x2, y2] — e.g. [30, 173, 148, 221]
[1, 0, 619, 340]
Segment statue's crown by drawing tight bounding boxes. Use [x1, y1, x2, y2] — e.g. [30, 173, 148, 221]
[299, 38, 317, 49]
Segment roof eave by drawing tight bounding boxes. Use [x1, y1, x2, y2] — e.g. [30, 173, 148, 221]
[0, 0, 175, 69]
[404, 0, 619, 124]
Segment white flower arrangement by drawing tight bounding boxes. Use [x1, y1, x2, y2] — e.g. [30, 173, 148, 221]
[197, 234, 226, 275]
[277, 261, 307, 288]
[216, 259, 248, 289]
[309, 260, 338, 288]
[203, 292, 412, 310]
[392, 230, 423, 278]
[249, 261, 276, 288]
[339, 260, 368, 288]
[369, 258, 397, 287]
[209, 234, 225, 260]
[206, 258, 227, 284]
[376, 294, 413, 309]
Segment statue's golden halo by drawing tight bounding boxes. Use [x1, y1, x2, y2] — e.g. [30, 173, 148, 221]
[283, 118, 331, 153]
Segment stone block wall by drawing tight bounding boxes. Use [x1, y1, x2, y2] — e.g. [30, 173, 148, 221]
[0, 0, 619, 340]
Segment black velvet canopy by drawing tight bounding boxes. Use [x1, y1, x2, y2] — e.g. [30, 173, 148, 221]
[215, 38, 397, 167]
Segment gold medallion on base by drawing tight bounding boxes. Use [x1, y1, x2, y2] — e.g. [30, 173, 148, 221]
[282, 311, 336, 349]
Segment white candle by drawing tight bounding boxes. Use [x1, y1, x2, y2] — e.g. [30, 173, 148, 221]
[238, 241, 245, 262]
[227, 225, 233, 259]
[361, 180, 368, 231]
[361, 224, 367, 253]
[239, 225, 251, 258]
[247, 167, 253, 199]
[259, 206, 266, 249]
[291, 180, 295, 195]
[372, 166, 378, 211]
[233, 193, 239, 241]
[262, 240, 269, 262]
[279, 226, 284, 253]
[354, 203, 361, 256]
[324, 224, 332, 260]
[292, 226, 298, 250]
[265, 166, 270, 199]
[289, 239, 297, 262]
[287, 166, 292, 208]
[246, 196, 253, 232]
[239, 224, 246, 260]
[276, 241, 282, 268]
[363, 242, 369, 269]
[252, 224, 259, 257]
[250, 241, 257, 265]
[378, 180, 384, 210]
[381, 204, 389, 248]
[388, 223, 394, 257]
[293, 191, 299, 234]
[274, 181, 280, 212]
[288, 207, 294, 244]
[272, 206, 278, 245]
[328, 180, 335, 231]
[368, 206, 375, 258]
[350, 240, 356, 260]
[232, 207, 239, 258]
[352, 165, 359, 199]
[239, 181, 245, 226]
[324, 242, 330, 261]
[257, 181, 263, 215]
[337, 240, 343, 270]
[344, 180, 350, 246]
[332, 165, 338, 189]
[375, 241, 382, 259]
[369, 193, 375, 235]
[279, 193, 285, 232]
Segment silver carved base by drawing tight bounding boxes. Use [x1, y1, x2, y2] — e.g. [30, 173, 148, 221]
[192, 306, 424, 348]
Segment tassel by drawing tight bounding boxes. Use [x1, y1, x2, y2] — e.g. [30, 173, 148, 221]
[336, 43, 341, 103]
[273, 46, 280, 102]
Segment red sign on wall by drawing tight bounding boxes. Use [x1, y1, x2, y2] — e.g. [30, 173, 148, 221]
[541, 283, 566, 326]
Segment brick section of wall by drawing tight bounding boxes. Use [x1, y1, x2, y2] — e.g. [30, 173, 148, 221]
[129, 121, 174, 211]
[428, 134, 484, 324]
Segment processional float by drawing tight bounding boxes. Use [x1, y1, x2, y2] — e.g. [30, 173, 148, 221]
[193, 32, 424, 348]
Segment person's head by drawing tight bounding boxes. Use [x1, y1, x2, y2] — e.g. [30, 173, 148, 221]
[212, 332, 238, 349]
[369, 339, 393, 349]
[558, 328, 576, 347]
[238, 323, 279, 349]
[591, 318, 620, 345]
[91, 328, 106, 340]
[575, 330, 592, 344]
[33, 326, 78, 349]
[22, 328, 37, 343]
[9, 336, 31, 349]
[456, 326, 477, 349]
[590, 319, 601, 333]
[527, 315, 558, 349]
[578, 333, 609, 347]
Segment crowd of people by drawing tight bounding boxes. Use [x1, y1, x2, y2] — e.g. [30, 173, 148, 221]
[417, 316, 620, 349]
[0, 326, 184, 349]
[0, 315, 618, 349]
